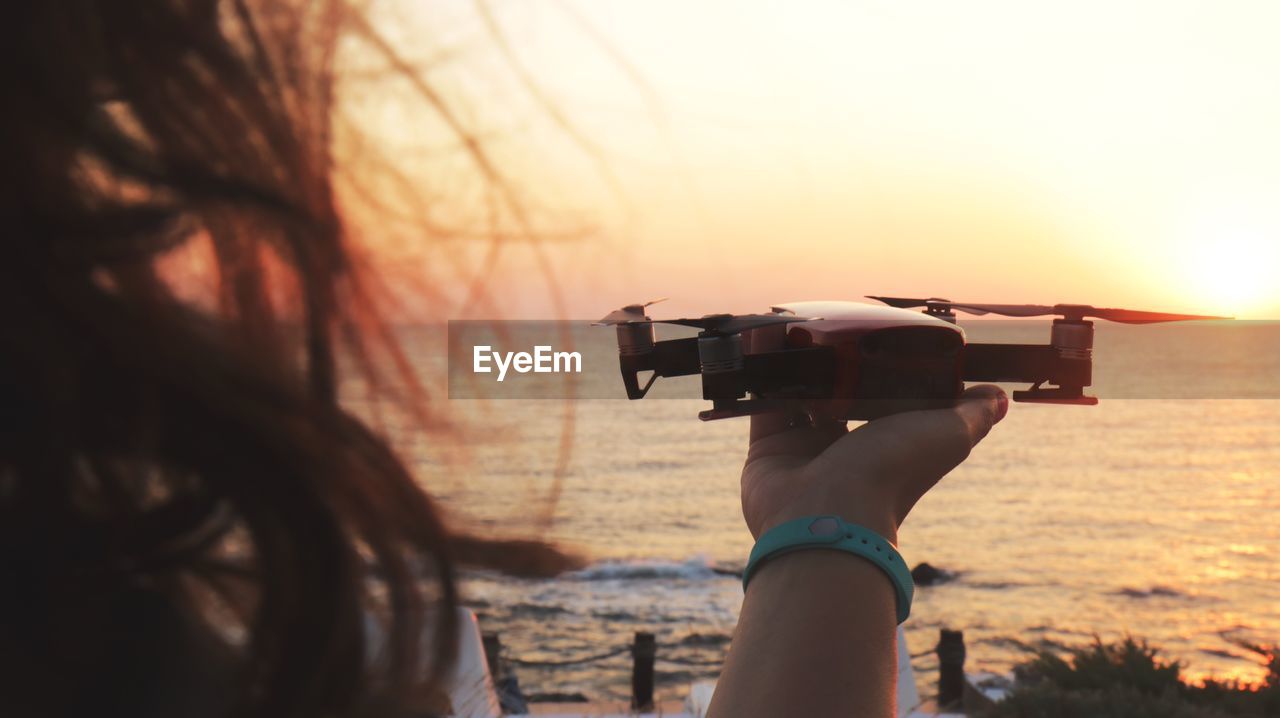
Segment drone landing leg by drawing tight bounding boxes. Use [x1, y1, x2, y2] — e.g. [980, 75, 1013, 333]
[1010, 388, 1099, 405]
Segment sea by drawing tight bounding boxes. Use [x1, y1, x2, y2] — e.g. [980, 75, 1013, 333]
[383, 319, 1280, 704]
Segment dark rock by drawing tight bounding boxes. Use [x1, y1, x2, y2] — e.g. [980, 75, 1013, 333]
[911, 562, 955, 587]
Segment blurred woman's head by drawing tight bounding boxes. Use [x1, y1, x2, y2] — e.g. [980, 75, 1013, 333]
[0, 2, 567, 715]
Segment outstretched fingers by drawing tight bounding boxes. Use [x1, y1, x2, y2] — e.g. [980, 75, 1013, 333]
[810, 385, 1010, 513]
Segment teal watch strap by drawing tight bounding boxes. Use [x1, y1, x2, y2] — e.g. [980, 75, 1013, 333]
[743, 516, 914, 624]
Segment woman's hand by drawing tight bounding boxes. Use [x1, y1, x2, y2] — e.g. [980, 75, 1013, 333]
[709, 388, 1009, 718]
[742, 385, 1008, 544]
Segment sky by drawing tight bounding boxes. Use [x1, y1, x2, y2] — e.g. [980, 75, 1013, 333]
[351, 1, 1280, 320]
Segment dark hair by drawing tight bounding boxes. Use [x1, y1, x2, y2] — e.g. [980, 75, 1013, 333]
[0, 2, 571, 715]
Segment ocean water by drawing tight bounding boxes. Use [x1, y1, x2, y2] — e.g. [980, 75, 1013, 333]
[392, 322, 1280, 704]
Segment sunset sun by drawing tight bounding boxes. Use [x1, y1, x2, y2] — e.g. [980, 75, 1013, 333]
[1176, 206, 1280, 317]
[1189, 239, 1273, 312]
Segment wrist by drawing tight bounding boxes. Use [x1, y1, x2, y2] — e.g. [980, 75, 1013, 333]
[744, 548, 896, 599]
[742, 514, 911, 622]
[756, 504, 898, 545]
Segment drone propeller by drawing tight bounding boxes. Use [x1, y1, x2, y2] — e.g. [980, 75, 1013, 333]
[866, 296, 954, 309]
[657, 313, 813, 334]
[1048, 306, 1232, 324]
[867, 296, 1230, 324]
[593, 298, 669, 326]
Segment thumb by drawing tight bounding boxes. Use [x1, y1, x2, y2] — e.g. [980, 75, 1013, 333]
[825, 383, 1010, 483]
[953, 384, 1009, 447]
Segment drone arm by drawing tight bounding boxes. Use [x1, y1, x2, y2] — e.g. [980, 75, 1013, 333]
[961, 343, 1057, 384]
[618, 337, 701, 399]
[962, 343, 1095, 404]
[653, 337, 702, 376]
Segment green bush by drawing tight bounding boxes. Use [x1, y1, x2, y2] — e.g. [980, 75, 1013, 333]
[979, 683, 1229, 718]
[1013, 638, 1184, 696]
[974, 637, 1280, 718]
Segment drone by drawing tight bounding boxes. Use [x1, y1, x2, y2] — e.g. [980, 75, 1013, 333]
[595, 297, 1229, 422]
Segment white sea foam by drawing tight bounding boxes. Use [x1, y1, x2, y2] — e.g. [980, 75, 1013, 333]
[567, 556, 723, 582]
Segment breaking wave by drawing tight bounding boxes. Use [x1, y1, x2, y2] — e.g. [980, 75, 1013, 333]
[567, 556, 737, 582]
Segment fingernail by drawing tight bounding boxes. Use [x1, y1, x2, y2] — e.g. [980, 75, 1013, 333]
[995, 392, 1009, 422]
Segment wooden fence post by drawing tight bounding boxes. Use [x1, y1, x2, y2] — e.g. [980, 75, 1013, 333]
[937, 628, 966, 710]
[631, 631, 656, 711]
[482, 632, 502, 681]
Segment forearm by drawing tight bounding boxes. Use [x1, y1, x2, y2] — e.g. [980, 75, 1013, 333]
[708, 550, 899, 718]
